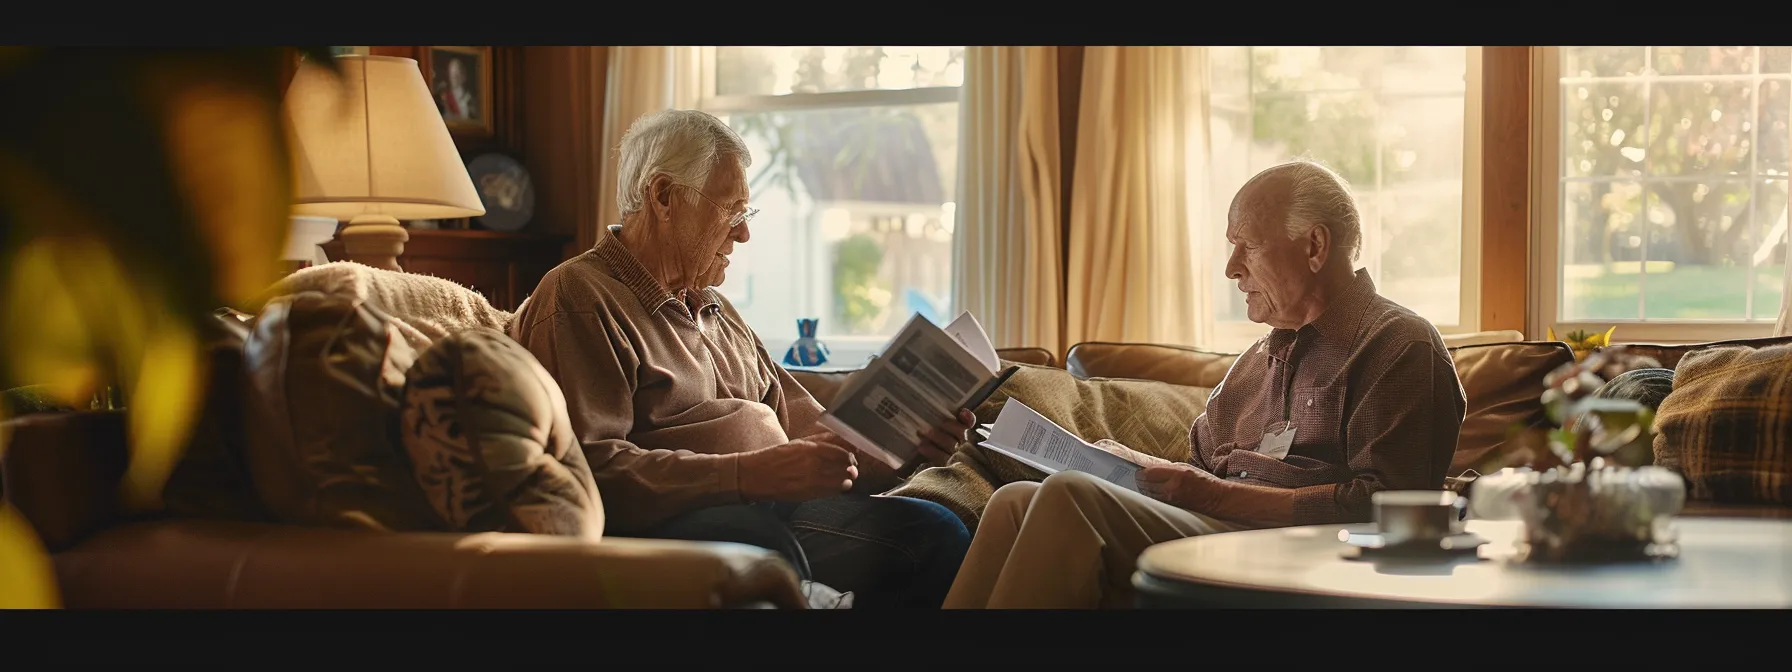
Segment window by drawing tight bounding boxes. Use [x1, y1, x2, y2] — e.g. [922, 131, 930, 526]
[699, 47, 964, 366]
[1206, 47, 1482, 350]
[1533, 47, 1790, 342]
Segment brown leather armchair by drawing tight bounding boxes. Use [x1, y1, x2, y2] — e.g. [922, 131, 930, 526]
[1, 411, 807, 609]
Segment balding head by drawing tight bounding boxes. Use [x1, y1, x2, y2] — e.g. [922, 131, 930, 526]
[1223, 161, 1363, 329]
[1229, 160, 1361, 263]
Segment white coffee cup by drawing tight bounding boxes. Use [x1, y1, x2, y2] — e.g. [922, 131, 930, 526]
[1373, 490, 1469, 547]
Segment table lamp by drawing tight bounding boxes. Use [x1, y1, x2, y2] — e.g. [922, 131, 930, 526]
[283, 54, 485, 271]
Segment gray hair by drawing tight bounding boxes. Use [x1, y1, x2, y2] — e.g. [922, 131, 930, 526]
[614, 109, 752, 218]
[1246, 160, 1363, 263]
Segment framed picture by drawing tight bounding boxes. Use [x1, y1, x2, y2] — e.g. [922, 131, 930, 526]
[420, 46, 495, 138]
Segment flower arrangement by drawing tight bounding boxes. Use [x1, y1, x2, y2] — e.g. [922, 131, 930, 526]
[1505, 346, 1686, 563]
[1547, 325, 1617, 361]
[1538, 346, 1660, 468]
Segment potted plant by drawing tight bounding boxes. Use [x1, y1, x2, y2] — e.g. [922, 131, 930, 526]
[1495, 347, 1687, 563]
[1547, 325, 1617, 362]
[0, 46, 337, 608]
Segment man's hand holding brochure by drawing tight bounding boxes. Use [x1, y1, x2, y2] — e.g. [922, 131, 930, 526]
[819, 312, 1014, 471]
[972, 401, 1169, 493]
[818, 310, 1172, 491]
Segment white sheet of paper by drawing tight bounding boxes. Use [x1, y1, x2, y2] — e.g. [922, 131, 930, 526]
[979, 401, 1143, 493]
[944, 311, 1001, 374]
[1258, 422, 1295, 460]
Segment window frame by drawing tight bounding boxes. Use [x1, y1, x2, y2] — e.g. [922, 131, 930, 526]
[1208, 46, 1487, 353]
[695, 47, 967, 362]
[1528, 46, 1785, 344]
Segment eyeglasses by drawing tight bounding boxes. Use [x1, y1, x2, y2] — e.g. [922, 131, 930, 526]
[680, 184, 759, 229]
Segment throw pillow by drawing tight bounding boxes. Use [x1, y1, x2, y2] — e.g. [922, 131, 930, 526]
[884, 364, 1210, 530]
[240, 291, 443, 532]
[399, 327, 604, 539]
[1652, 343, 1792, 505]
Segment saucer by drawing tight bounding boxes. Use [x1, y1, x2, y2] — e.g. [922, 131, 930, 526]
[1338, 526, 1488, 561]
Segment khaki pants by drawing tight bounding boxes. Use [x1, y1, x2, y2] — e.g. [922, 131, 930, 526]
[942, 470, 1236, 609]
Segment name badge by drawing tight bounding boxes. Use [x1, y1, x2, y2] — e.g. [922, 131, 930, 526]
[1258, 421, 1295, 460]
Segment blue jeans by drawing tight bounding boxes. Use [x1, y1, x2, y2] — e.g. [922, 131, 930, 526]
[644, 495, 970, 609]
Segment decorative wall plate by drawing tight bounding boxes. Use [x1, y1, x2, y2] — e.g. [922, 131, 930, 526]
[467, 153, 535, 232]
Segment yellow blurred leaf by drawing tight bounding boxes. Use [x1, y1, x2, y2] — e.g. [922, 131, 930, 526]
[143, 61, 293, 312]
[2, 237, 104, 405]
[0, 188, 204, 513]
[120, 318, 203, 512]
[0, 502, 61, 609]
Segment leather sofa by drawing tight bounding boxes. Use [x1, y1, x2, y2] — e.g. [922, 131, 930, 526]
[786, 331, 1791, 521]
[11, 325, 1783, 610]
[1, 410, 807, 608]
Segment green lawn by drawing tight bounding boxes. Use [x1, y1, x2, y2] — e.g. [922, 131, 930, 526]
[1564, 264, 1786, 321]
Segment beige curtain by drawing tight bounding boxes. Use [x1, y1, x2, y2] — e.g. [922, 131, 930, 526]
[1777, 214, 1791, 336]
[954, 47, 1066, 356]
[1064, 47, 1215, 348]
[596, 47, 702, 232]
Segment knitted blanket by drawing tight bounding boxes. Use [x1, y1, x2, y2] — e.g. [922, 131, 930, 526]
[266, 262, 515, 346]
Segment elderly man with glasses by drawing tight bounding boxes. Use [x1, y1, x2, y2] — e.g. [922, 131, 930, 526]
[510, 109, 972, 609]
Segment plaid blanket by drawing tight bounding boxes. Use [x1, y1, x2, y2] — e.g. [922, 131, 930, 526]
[883, 363, 1211, 531]
[1652, 342, 1792, 505]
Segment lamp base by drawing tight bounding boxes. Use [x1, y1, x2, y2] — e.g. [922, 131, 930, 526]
[337, 215, 408, 272]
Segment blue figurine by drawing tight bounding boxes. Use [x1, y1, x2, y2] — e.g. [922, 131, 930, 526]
[783, 318, 831, 367]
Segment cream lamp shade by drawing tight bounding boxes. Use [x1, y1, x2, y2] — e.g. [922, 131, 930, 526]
[283, 54, 485, 270]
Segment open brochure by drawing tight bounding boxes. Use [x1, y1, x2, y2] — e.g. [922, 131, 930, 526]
[976, 400, 1150, 493]
[819, 311, 1007, 470]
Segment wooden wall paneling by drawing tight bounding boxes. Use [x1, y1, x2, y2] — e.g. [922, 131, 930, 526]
[1479, 47, 1533, 334]
[368, 46, 417, 59]
[521, 46, 609, 260]
[397, 229, 569, 311]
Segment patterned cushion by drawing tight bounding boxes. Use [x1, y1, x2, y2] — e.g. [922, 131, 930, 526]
[240, 291, 443, 532]
[883, 363, 1209, 530]
[1652, 343, 1792, 505]
[399, 327, 604, 539]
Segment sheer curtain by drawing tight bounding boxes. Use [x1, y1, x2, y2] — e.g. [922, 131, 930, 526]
[954, 47, 1067, 356]
[1064, 46, 1217, 348]
[1778, 235, 1792, 336]
[596, 47, 702, 232]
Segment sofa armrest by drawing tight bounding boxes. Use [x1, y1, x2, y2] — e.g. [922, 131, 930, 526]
[53, 520, 806, 609]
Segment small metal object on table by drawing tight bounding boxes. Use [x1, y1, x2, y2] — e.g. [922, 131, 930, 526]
[1132, 518, 1792, 609]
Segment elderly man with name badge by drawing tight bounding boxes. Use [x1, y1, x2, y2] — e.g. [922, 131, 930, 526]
[942, 160, 1468, 609]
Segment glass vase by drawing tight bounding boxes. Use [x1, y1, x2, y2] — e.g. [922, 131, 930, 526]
[782, 318, 831, 367]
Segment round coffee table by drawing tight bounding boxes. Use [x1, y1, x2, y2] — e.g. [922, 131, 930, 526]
[1133, 518, 1792, 608]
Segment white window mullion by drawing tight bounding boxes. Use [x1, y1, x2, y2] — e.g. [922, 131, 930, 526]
[1635, 47, 1654, 321]
[1533, 46, 1782, 344]
[1744, 47, 1762, 320]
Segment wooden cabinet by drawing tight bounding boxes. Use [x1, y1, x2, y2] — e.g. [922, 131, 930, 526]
[322, 229, 571, 312]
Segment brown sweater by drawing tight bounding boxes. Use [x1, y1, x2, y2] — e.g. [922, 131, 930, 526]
[509, 225, 827, 534]
[1190, 269, 1467, 526]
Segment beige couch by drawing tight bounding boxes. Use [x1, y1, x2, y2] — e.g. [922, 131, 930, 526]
[2, 282, 816, 609]
[786, 330, 1792, 521]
